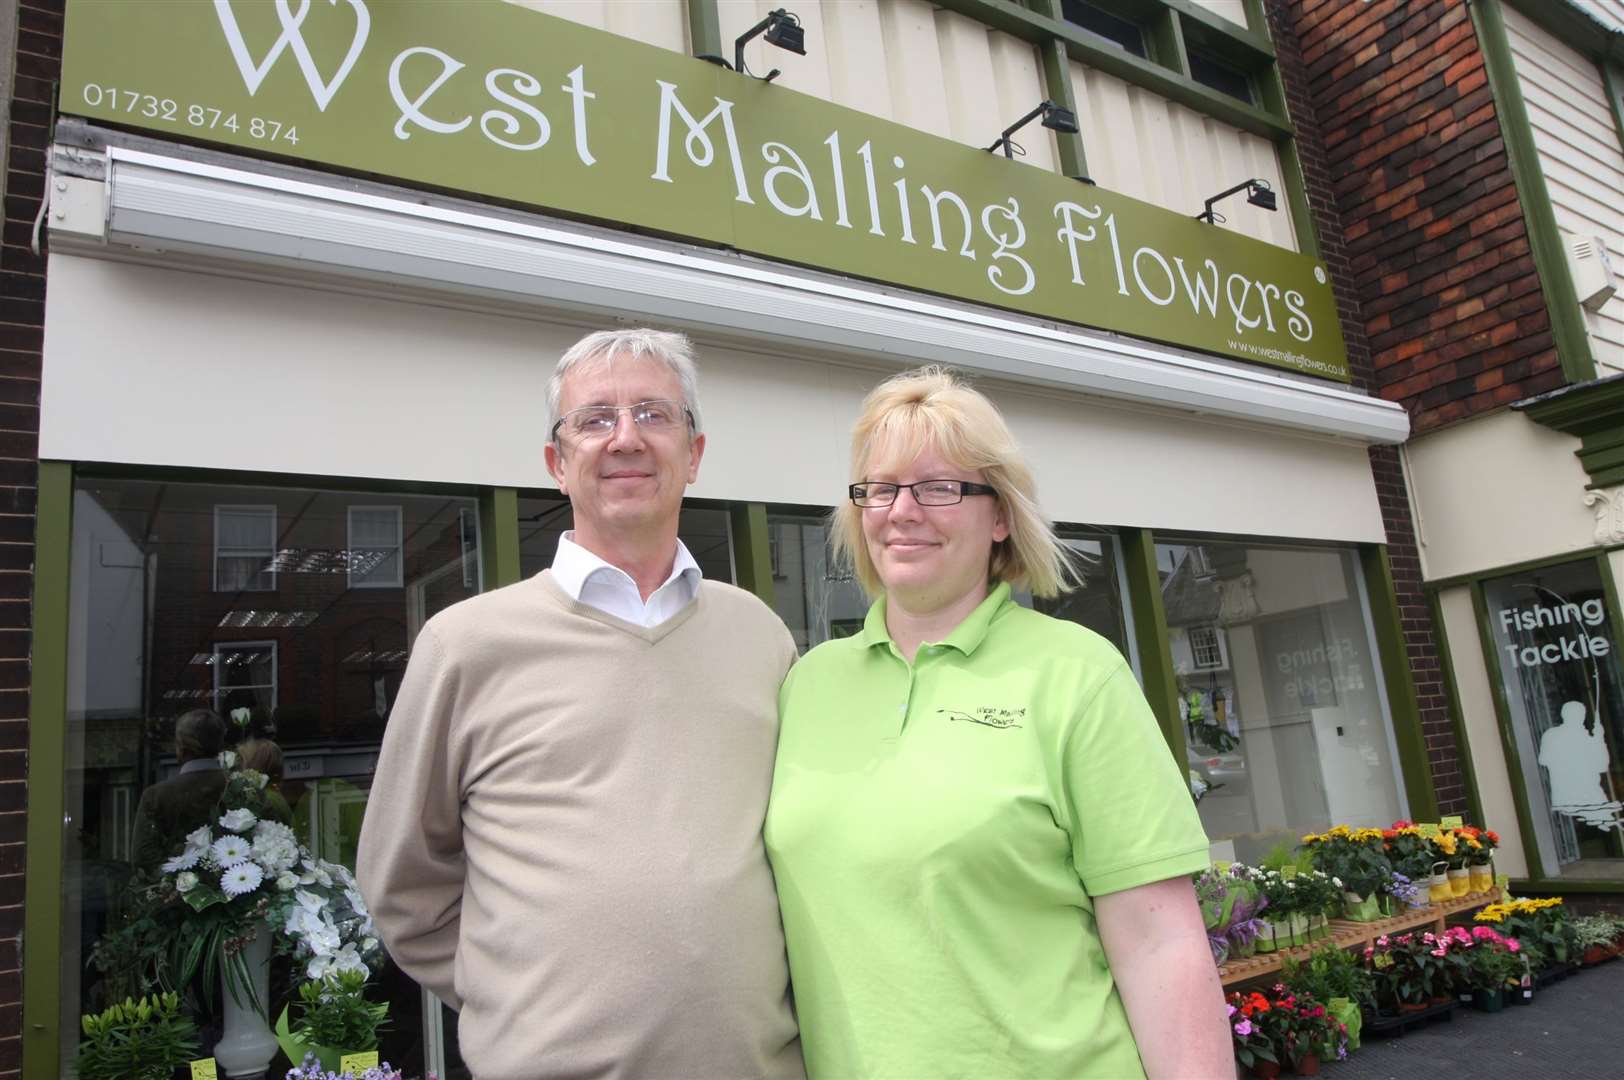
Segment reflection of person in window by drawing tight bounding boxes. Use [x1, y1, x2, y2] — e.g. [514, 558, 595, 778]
[130, 709, 228, 873]
[1538, 700, 1623, 829]
[236, 738, 294, 826]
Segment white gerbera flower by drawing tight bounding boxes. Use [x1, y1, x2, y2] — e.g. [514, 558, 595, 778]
[162, 848, 201, 873]
[211, 835, 252, 867]
[220, 861, 264, 898]
[219, 808, 257, 832]
[175, 871, 199, 893]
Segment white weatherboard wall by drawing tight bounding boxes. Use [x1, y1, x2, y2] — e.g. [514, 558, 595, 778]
[1503, 6, 1624, 374]
[41, 254, 1386, 543]
[1438, 585, 1530, 879]
[1068, 59, 1295, 250]
[528, 0, 1293, 248]
[1404, 409, 1595, 582]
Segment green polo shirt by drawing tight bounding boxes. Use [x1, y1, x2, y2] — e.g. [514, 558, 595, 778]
[765, 584, 1210, 1079]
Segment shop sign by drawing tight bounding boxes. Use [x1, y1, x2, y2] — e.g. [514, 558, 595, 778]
[61, 0, 1349, 381]
[1483, 559, 1624, 874]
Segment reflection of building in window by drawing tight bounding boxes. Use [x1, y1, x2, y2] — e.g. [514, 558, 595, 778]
[214, 505, 276, 591]
[1189, 624, 1227, 670]
[212, 640, 278, 718]
[348, 506, 404, 588]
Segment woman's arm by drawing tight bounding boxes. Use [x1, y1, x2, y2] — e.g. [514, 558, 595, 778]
[1095, 874, 1233, 1080]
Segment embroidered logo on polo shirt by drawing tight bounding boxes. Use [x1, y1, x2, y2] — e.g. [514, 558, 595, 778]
[939, 707, 1025, 729]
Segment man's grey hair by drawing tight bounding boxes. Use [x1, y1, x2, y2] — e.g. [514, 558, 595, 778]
[547, 328, 703, 442]
[174, 708, 226, 761]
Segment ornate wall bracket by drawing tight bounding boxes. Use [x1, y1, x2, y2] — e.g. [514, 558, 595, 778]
[1583, 486, 1624, 546]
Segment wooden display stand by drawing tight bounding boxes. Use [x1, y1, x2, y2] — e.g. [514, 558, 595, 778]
[1218, 890, 1498, 987]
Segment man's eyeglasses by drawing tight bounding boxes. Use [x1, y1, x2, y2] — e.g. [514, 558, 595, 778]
[848, 479, 998, 507]
[551, 399, 693, 442]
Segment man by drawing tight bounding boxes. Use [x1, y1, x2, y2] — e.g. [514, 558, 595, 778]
[358, 329, 803, 1080]
[131, 708, 229, 872]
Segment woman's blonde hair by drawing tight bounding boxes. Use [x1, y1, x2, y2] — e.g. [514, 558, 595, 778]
[831, 366, 1076, 599]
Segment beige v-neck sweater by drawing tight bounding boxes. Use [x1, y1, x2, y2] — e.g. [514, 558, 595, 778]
[357, 571, 803, 1080]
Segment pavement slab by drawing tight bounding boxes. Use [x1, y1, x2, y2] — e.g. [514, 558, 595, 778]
[1328, 958, 1624, 1079]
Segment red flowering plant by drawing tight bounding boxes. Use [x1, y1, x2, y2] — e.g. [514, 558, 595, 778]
[1224, 991, 1278, 1072]
[1263, 984, 1349, 1067]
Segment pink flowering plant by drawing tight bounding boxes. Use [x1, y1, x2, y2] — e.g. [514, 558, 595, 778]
[1464, 926, 1524, 990]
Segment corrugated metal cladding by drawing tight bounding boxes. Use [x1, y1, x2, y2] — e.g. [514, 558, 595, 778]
[1502, 5, 1624, 374]
[510, 0, 1295, 251]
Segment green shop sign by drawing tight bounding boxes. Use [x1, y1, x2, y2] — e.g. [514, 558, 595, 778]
[62, 0, 1349, 381]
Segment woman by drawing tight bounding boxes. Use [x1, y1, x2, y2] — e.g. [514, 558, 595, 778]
[765, 367, 1230, 1078]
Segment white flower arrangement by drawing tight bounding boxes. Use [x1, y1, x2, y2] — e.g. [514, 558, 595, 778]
[155, 767, 383, 999]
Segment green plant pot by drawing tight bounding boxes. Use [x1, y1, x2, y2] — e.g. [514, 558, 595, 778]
[1473, 988, 1505, 1012]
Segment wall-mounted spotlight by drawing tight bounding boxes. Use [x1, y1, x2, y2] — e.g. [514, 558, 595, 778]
[709, 8, 804, 83]
[986, 100, 1080, 159]
[1195, 179, 1277, 224]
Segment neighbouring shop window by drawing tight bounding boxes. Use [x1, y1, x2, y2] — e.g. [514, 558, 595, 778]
[765, 512, 870, 652]
[64, 477, 481, 1079]
[1483, 558, 1624, 879]
[1189, 50, 1254, 104]
[1156, 539, 1404, 862]
[516, 492, 735, 582]
[213, 504, 276, 591]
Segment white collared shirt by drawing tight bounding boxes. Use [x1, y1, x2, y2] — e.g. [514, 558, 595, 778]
[550, 531, 702, 628]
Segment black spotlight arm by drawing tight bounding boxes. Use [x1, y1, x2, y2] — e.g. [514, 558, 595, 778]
[1196, 179, 1273, 224]
[735, 9, 804, 81]
[987, 102, 1050, 158]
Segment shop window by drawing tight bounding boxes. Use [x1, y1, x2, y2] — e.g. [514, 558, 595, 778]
[764, 512, 870, 652]
[516, 492, 735, 582]
[348, 505, 404, 588]
[1156, 539, 1404, 863]
[1060, 0, 1148, 58]
[1482, 558, 1624, 879]
[65, 477, 481, 1079]
[213, 504, 276, 591]
[1189, 49, 1254, 104]
[1034, 529, 1137, 671]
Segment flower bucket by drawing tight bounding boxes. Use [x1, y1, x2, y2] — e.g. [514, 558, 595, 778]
[1290, 913, 1312, 947]
[1342, 891, 1382, 922]
[1231, 937, 1258, 960]
[1428, 862, 1451, 903]
[1328, 996, 1362, 1052]
[1307, 913, 1329, 942]
[1473, 988, 1505, 1013]
[1251, 1060, 1283, 1080]
[274, 1007, 344, 1074]
[1447, 867, 1471, 897]
[1291, 1052, 1321, 1076]
[1469, 864, 1493, 893]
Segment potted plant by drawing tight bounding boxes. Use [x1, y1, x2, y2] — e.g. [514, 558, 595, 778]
[1457, 825, 1499, 893]
[1381, 822, 1435, 884]
[283, 1061, 416, 1080]
[1280, 944, 1373, 1050]
[76, 992, 200, 1080]
[1301, 826, 1390, 920]
[1379, 867, 1427, 914]
[1225, 992, 1280, 1079]
[1264, 984, 1346, 1076]
[276, 969, 391, 1073]
[1573, 913, 1623, 965]
[1463, 927, 1523, 1011]
[1292, 869, 1342, 942]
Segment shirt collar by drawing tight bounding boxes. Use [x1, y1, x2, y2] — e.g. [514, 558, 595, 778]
[550, 531, 700, 599]
[858, 582, 1014, 657]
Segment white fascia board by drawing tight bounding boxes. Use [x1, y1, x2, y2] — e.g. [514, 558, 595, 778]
[75, 146, 1408, 444]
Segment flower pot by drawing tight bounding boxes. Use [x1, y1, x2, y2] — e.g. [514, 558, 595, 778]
[1447, 867, 1471, 897]
[1397, 1001, 1429, 1014]
[1473, 988, 1505, 1012]
[1428, 871, 1451, 903]
[1469, 864, 1493, 893]
[1291, 1053, 1322, 1076]
[1342, 891, 1381, 922]
[1251, 1060, 1283, 1080]
[1581, 945, 1613, 966]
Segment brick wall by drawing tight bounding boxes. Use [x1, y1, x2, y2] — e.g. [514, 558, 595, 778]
[1282, 0, 1563, 436]
[1269, 0, 1467, 817]
[0, 0, 55, 1075]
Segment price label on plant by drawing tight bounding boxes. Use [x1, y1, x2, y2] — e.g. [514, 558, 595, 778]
[1440, 815, 1464, 829]
[1417, 823, 1442, 837]
[342, 1052, 381, 1073]
[189, 1061, 219, 1080]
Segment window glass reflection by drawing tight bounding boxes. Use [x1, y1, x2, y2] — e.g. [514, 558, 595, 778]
[516, 493, 734, 582]
[65, 478, 480, 1078]
[1156, 540, 1403, 862]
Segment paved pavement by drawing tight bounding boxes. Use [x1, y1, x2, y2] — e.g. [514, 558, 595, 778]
[1331, 957, 1624, 1079]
